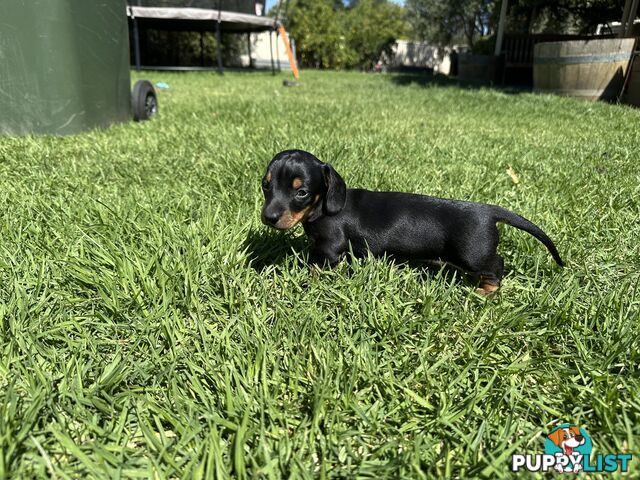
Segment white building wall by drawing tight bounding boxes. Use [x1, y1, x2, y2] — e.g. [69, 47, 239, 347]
[388, 40, 464, 75]
[240, 30, 296, 70]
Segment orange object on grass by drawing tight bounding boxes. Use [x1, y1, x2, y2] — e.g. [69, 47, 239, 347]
[277, 25, 299, 80]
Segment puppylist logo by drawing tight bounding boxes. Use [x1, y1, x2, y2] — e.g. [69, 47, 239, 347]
[512, 424, 632, 474]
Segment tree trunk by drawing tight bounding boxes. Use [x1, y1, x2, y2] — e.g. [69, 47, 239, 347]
[527, 6, 538, 34]
[466, 16, 476, 48]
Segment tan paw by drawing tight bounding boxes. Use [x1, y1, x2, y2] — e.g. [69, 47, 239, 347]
[475, 280, 500, 296]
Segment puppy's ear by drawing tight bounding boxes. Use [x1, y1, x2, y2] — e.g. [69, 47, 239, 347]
[547, 429, 564, 447]
[322, 163, 346, 215]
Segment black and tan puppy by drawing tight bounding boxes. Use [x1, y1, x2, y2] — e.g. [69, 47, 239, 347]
[261, 149, 563, 294]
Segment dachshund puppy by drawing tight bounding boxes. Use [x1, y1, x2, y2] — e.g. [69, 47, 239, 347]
[261, 149, 563, 294]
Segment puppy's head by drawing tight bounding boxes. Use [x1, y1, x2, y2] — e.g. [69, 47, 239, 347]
[261, 149, 346, 230]
[547, 426, 585, 452]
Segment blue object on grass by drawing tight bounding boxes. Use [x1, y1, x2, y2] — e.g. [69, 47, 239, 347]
[155, 82, 170, 89]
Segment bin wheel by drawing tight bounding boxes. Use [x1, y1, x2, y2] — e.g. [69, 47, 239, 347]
[132, 80, 158, 121]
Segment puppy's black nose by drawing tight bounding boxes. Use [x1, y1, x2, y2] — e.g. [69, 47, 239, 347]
[262, 210, 281, 226]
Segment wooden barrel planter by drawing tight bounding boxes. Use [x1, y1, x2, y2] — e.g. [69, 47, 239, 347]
[458, 54, 500, 84]
[533, 38, 635, 101]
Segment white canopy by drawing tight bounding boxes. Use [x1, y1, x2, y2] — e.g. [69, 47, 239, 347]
[127, 6, 279, 28]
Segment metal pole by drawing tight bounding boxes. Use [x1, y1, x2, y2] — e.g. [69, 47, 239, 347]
[247, 32, 253, 68]
[216, 5, 223, 74]
[132, 14, 141, 71]
[621, 0, 632, 37]
[291, 38, 297, 71]
[200, 31, 205, 67]
[275, 29, 281, 71]
[626, 0, 640, 38]
[494, 0, 508, 56]
[269, 29, 275, 75]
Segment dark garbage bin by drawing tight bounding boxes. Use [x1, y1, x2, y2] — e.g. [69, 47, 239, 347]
[0, 0, 154, 135]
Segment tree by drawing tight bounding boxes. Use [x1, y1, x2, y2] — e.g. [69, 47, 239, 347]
[406, 0, 495, 48]
[407, 0, 626, 50]
[343, 0, 408, 69]
[505, 0, 626, 34]
[283, 0, 354, 69]
[279, 0, 407, 70]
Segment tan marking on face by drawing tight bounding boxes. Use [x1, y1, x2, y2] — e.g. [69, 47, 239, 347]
[292, 177, 303, 189]
[265, 171, 272, 183]
[275, 207, 311, 229]
[274, 195, 321, 229]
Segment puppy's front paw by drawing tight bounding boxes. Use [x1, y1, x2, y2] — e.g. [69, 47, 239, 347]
[474, 285, 499, 296]
[474, 276, 500, 296]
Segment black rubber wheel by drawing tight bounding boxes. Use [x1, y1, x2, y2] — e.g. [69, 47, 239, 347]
[132, 80, 158, 121]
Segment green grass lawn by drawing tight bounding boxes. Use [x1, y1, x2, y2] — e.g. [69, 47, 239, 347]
[1, 70, 639, 478]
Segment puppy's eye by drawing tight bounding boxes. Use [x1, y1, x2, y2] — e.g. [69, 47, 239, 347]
[296, 189, 308, 198]
[261, 180, 269, 190]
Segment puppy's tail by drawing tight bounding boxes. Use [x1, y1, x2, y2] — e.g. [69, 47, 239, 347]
[492, 206, 564, 267]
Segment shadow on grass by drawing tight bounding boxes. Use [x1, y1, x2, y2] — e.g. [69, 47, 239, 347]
[400, 258, 468, 287]
[243, 228, 310, 271]
[244, 228, 469, 287]
[388, 72, 530, 95]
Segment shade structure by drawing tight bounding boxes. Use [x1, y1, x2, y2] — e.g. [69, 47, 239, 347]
[131, 0, 261, 14]
[127, 5, 278, 33]
[127, 2, 279, 71]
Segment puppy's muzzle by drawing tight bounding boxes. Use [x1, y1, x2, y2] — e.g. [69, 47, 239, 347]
[262, 205, 306, 230]
[261, 209, 281, 227]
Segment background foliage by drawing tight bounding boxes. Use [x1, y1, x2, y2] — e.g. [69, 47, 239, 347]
[280, 0, 353, 68]
[405, 0, 494, 48]
[343, 0, 408, 69]
[406, 0, 628, 51]
[280, 0, 407, 69]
